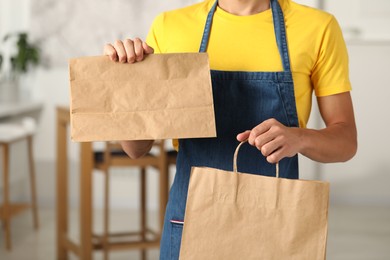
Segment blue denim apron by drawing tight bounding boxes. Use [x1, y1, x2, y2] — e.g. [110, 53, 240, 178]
[160, 0, 299, 259]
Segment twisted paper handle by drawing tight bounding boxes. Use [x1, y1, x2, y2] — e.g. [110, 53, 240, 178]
[233, 140, 279, 178]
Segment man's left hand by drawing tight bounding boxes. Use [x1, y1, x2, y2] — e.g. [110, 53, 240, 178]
[237, 118, 302, 163]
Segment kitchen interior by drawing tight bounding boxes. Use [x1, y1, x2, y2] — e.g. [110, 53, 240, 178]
[0, 0, 390, 259]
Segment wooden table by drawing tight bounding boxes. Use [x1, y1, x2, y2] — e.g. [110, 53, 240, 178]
[56, 106, 169, 260]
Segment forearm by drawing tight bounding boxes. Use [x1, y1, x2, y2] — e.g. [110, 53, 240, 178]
[104, 38, 156, 159]
[120, 140, 155, 159]
[299, 122, 357, 163]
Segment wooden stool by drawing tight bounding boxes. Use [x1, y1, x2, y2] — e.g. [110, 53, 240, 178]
[93, 140, 177, 260]
[0, 122, 39, 250]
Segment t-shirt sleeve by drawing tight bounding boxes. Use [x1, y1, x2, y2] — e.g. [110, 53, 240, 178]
[311, 15, 352, 97]
[146, 13, 165, 54]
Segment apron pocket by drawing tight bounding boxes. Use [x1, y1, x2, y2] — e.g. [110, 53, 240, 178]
[170, 219, 184, 260]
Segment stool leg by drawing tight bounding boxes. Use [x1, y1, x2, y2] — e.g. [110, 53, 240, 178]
[27, 136, 39, 230]
[103, 169, 110, 260]
[140, 167, 146, 260]
[2, 144, 11, 250]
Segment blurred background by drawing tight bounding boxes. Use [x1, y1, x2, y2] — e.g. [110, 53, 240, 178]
[0, 0, 389, 259]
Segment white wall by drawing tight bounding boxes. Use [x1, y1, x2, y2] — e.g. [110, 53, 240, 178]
[327, 0, 390, 40]
[321, 42, 390, 206]
[1, 0, 390, 209]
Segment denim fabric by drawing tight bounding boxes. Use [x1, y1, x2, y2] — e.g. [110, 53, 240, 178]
[160, 0, 299, 259]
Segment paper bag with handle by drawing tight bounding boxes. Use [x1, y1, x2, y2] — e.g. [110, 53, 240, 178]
[179, 141, 329, 260]
[69, 53, 216, 142]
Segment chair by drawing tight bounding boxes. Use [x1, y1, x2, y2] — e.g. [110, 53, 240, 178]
[0, 119, 39, 250]
[93, 140, 177, 260]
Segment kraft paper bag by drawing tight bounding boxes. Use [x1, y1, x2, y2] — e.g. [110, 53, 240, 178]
[180, 141, 329, 260]
[69, 53, 216, 142]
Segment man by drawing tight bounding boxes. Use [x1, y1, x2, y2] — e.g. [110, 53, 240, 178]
[104, 0, 357, 258]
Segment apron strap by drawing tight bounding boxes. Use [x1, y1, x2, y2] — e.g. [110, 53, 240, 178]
[199, 0, 218, 53]
[271, 0, 291, 72]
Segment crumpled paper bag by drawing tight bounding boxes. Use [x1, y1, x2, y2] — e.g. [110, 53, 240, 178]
[179, 142, 329, 260]
[69, 53, 216, 142]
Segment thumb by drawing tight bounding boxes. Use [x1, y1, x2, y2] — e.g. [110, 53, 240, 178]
[237, 130, 251, 142]
[142, 41, 154, 54]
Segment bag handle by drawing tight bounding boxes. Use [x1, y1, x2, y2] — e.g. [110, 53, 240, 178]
[233, 140, 280, 178]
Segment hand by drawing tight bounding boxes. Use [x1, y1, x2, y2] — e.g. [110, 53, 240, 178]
[236, 118, 302, 164]
[103, 38, 154, 63]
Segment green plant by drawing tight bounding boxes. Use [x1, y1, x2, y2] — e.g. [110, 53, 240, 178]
[4, 32, 40, 74]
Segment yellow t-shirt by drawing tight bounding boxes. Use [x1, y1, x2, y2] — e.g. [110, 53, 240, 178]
[146, 0, 351, 148]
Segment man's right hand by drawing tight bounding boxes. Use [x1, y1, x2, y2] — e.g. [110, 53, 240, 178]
[103, 38, 154, 63]
[103, 38, 155, 159]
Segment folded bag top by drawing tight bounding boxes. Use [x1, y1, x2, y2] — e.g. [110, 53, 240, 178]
[179, 140, 330, 260]
[69, 53, 216, 142]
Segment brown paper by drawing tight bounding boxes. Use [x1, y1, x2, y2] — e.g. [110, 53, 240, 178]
[179, 149, 329, 259]
[69, 53, 216, 142]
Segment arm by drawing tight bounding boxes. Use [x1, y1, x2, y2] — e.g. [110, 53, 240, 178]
[103, 38, 155, 159]
[237, 92, 357, 163]
[120, 140, 155, 159]
[299, 92, 357, 162]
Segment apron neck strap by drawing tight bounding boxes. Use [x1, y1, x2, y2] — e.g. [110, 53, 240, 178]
[199, 0, 218, 53]
[199, 0, 291, 72]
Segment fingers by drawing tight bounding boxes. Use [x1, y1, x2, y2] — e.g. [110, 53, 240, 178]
[246, 118, 284, 161]
[248, 119, 278, 147]
[103, 43, 118, 61]
[133, 38, 144, 62]
[265, 148, 283, 164]
[114, 40, 127, 63]
[244, 118, 301, 163]
[143, 41, 154, 54]
[103, 38, 153, 63]
[237, 130, 251, 142]
[237, 128, 280, 163]
[260, 135, 282, 157]
[123, 39, 136, 63]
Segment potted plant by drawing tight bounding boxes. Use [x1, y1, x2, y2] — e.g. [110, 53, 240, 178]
[5, 32, 40, 74]
[0, 32, 40, 101]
